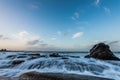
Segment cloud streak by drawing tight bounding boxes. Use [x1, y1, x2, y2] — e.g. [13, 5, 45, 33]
[29, 2, 41, 9]
[72, 32, 83, 39]
[109, 41, 119, 45]
[71, 12, 80, 20]
[103, 7, 111, 15]
[27, 39, 41, 45]
[57, 31, 62, 35]
[51, 38, 56, 40]
[0, 35, 3, 39]
[94, 0, 100, 6]
[0, 34, 10, 40]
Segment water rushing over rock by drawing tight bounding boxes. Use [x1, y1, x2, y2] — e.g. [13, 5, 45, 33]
[0, 52, 119, 80]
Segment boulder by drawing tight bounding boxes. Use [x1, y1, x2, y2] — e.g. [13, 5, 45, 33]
[85, 43, 120, 60]
[49, 53, 61, 57]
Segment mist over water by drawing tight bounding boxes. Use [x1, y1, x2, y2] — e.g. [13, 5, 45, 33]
[0, 52, 120, 80]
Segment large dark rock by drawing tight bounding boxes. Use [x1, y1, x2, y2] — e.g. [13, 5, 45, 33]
[85, 43, 120, 60]
[19, 71, 113, 80]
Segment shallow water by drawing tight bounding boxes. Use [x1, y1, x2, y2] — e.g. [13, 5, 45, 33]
[0, 52, 120, 80]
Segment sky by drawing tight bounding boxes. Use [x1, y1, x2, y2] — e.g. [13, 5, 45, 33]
[0, 0, 120, 51]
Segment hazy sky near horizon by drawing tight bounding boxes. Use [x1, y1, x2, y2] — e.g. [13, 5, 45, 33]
[0, 0, 120, 51]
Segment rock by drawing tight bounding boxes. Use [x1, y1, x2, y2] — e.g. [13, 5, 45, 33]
[17, 55, 27, 58]
[28, 53, 41, 59]
[85, 43, 120, 60]
[0, 76, 11, 80]
[61, 57, 69, 59]
[6, 55, 17, 59]
[12, 60, 24, 65]
[28, 53, 40, 57]
[40, 55, 48, 57]
[70, 56, 80, 58]
[19, 71, 113, 80]
[49, 53, 61, 57]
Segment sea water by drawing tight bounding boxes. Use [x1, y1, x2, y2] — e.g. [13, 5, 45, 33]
[0, 52, 119, 80]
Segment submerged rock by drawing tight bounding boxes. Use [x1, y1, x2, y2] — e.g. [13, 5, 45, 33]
[17, 55, 27, 58]
[7, 55, 17, 59]
[61, 57, 69, 59]
[12, 60, 24, 65]
[85, 43, 120, 60]
[28, 53, 41, 59]
[70, 56, 80, 58]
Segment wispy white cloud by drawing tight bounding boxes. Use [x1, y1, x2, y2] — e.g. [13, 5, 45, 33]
[71, 12, 80, 20]
[75, 21, 90, 26]
[63, 32, 69, 36]
[57, 31, 62, 35]
[18, 31, 29, 37]
[0, 34, 10, 40]
[72, 32, 83, 39]
[103, 7, 111, 15]
[57, 31, 69, 36]
[94, 0, 100, 6]
[31, 4, 39, 9]
[0, 35, 3, 39]
[27, 39, 42, 46]
[29, 2, 41, 9]
[109, 41, 120, 51]
[108, 41, 119, 45]
[51, 38, 56, 40]
[13, 31, 30, 40]
[12, 30, 41, 45]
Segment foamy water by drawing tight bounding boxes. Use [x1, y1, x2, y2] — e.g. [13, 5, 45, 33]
[0, 52, 120, 80]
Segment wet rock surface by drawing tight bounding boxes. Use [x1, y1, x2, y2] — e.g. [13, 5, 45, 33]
[6, 55, 17, 59]
[70, 56, 80, 58]
[49, 53, 61, 57]
[12, 60, 24, 65]
[18, 71, 113, 80]
[85, 43, 120, 60]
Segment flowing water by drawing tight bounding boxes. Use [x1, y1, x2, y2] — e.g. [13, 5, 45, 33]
[0, 52, 120, 80]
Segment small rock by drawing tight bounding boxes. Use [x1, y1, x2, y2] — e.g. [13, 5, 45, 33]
[61, 57, 69, 59]
[70, 56, 80, 58]
[7, 55, 16, 59]
[49, 53, 61, 57]
[12, 60, 24, 65]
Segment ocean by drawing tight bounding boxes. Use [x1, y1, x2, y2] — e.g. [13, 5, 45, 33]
[0, 52, 120, 80]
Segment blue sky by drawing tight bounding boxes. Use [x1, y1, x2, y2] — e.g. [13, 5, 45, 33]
[0, 0, 120, 51]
